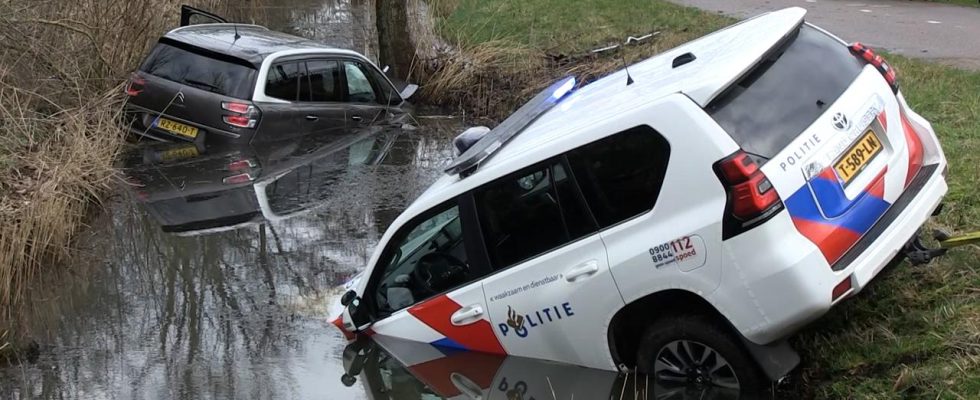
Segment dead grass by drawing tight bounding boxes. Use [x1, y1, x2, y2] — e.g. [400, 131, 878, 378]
[0, 0, 296, 334]
[420, 40, 543, 118]
[0, 0, 200, 330]
[418, 0, 729, 119]
[0, 91, 125, 306]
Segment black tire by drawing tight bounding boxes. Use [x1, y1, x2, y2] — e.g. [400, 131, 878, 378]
[636, 315, 768, 394]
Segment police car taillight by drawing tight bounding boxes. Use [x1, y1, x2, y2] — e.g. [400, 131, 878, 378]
[714, 151, 784, 240]
[900, 111, 924, 188]
[849, 42, 898, 94]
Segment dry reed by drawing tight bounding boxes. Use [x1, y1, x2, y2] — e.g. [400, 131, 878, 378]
[0, 0, 201, 312]
[417, 5, 700, 120]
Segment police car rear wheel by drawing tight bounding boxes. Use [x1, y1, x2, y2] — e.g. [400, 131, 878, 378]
[635, 315, 766, 392]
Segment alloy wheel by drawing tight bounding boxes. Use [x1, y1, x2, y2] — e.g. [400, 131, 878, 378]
[653, 339, 740, 390]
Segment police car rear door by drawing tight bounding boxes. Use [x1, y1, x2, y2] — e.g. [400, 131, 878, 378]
[475, 159, 624, 370]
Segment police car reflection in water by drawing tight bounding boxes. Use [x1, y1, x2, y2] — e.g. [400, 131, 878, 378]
[341, 336, 766, 400]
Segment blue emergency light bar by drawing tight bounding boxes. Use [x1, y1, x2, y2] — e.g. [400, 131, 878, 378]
[444, 76, 576, 176]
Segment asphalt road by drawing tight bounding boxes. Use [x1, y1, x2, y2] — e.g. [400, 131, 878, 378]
[668, 0, 980, 70]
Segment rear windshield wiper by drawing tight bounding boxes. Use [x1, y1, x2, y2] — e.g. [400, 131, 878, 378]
[183, 79, 222, 93]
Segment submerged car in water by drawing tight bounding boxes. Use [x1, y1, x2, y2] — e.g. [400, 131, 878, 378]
[123, 6, 416, 145]
[123, 125, 404, 235]
[331, 7, 948, 393]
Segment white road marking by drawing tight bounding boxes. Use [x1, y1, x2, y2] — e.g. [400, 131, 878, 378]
[927, 20, 942, 24]
[860, 9, 872, 13]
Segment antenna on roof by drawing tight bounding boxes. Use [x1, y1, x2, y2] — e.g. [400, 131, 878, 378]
[621, 51, 634, 86]
[233, 23, 241, 41]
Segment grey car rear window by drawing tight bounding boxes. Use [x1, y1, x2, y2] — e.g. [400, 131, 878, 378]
[706, 24, 866, 160]
[140, 43, 257, 99]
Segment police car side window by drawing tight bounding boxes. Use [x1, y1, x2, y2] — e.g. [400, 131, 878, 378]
[476, 162, 598, 269]
[565, 125, 670, 228]
[373, 203, 473, 314]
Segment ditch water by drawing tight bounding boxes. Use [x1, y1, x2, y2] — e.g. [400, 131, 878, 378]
[0, 116, 753, 400]
[0, 1, 770, 399]
[0, 115, 466, 399]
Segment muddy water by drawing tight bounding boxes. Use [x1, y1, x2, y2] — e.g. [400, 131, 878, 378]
[1, 118, 748, 399]
[0, 111, 755, 400]
[234, 0, 428, 78]
[0, 117, 462, 399]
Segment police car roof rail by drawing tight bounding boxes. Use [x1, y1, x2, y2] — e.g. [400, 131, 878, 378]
[443, 76, 576, 177]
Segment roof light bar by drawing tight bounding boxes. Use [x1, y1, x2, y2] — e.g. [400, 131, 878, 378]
[444, 76, 576, 176]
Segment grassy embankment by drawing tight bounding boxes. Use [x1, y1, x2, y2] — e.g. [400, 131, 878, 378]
[917, 0, 980, 7]
[429, 0, 980, 398]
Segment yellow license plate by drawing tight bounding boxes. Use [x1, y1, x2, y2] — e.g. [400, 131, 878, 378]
[158, 145, 199, 162]
[156, 118, 198, 139]
[834, 130, 883, 186]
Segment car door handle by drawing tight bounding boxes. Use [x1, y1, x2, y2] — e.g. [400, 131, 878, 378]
[450, 373, 484, 399]
[450, 304, 484, 326]
[350, 115, 362, 122]
[565, 260, 600, 282]
[304, 115, 318, 121]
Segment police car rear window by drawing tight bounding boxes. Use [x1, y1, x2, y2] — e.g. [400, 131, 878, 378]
[706, 24, 866, 160]
[140, 43, 257, 99]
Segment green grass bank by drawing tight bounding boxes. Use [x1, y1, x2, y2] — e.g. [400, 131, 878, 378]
[918, 0, 980, 8]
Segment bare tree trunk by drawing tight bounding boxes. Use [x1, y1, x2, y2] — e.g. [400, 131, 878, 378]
[376, 0, 448, 80]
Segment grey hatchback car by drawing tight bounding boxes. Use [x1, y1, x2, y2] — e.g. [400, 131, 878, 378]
[124, 6, 415, 144]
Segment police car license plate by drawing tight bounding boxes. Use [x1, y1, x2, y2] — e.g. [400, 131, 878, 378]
[834, 130, 882, 186]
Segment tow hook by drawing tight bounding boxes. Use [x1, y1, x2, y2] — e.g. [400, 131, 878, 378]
[903, 229, 949, 265]
[902, 226, 980, 265]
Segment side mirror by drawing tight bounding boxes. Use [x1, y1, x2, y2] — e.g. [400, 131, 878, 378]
[341, 290, 358, 307]
[341, 289, 372, 329]
[399, 84, 419, 100]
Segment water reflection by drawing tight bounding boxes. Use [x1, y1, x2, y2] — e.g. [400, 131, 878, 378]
[125, 124, 419, 235]
[288, 0, 380, 63]
[218, 0, 381, 65]
[343, 336, 771, 400]
[0, 116, 464, 399]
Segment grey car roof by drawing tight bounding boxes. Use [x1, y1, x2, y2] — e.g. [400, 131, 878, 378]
[161, 24, 338, 67]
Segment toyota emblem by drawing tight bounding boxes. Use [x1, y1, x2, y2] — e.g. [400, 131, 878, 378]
[832, 112, 850, 131]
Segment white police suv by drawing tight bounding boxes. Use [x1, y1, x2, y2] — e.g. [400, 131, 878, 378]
[333, 7, 948, 392]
